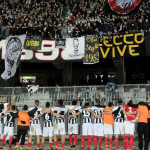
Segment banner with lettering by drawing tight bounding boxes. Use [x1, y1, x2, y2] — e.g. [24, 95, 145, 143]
[24, 37, 42, 50]
[99, 33, 146, 59]
[0, 32, 149, 63]
[83, 35, 99, 64]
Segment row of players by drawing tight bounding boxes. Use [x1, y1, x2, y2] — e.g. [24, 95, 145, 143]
[0, 99, 149, 150]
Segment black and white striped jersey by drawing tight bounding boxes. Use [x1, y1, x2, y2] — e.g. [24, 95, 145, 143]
[0, 109, 5, 124]
[113, 106, 124, 123]
[66, 105, 81, 124]
[42, 112, 53, 127]
[51, 107, 68, 123]
[5, 112, 18, 127]
[80, 108, 92, 123]
[91, 106, 104, 124]
[29, 107, 42, 124]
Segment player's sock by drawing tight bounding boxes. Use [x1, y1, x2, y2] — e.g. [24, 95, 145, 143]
[125, 134, 129, 149]
[41, 142, 44, 147]
[130, 135, 133, 150]
[105, 137, 108, 148]
[115, 137, 119, 150]
[93, 136, 97, 147]
[9, 137, 13, 147]
[81, 135, 85, 148]
[74, 135, 77, 146]
[109, 138, 112, 149]
[21, 145, 24, 148]
[87, 135, 92, 148]
[99, 136, 102, 149]
[149, 142, 150, 148]
[69, 135, 73, 146]
[54, 141, 58, 148]
[37, 143, 40, 148]
[2, 135, 6, 146]
[49, 143, 52, 148]
[61, 142, 65, 149]
[123, 136, 126, 150]
[28, 142, 31, 148]
[16, 142, 19, 146]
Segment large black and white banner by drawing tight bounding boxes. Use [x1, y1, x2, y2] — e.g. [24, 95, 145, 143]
[1, 35, 26, 80]
[65, 37, 85, 59]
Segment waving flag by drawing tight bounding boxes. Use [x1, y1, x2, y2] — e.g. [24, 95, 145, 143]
[1, 34, 26, 80]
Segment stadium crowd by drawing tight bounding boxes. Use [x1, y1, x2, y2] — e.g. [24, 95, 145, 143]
[0, 0, 150, 39]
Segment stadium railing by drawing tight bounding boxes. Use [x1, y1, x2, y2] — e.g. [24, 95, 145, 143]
[0, 84, 149, 107]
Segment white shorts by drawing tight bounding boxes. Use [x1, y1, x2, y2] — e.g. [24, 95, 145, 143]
[0, 123, 3, 135]
[82, 123, 92, 136]
[54, 123, 66, 135]
[104, 124, 113, 135]
[114, 122, 124, 135]
[124, 121, 135, 135]
[68, 123, 78, 135]
[3, 126, 14, 136]
[92, 123, 104, 136]
[42, 126, 53, 137]
[29, 124, 42, 135]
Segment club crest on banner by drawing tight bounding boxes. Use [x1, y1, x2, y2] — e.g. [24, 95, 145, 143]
[108, 0, 142, 14]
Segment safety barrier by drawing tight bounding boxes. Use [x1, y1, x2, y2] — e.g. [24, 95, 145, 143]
[0, 84, 150, 107]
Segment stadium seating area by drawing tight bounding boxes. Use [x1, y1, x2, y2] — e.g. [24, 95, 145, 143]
[0, 0, 150, 39]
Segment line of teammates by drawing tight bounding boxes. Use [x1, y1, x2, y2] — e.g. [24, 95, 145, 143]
[0, 99, 149, 150]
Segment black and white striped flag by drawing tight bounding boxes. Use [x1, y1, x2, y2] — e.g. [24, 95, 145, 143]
[27, 85, 39, 94]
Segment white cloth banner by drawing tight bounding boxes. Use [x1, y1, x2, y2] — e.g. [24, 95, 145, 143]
[1, 34, 26, 80]
[65, 37, 85, 59]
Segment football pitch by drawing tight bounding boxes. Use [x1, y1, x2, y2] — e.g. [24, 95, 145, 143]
[0, 138, 139, 150]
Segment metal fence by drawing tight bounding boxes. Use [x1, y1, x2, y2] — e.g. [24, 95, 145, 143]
[0, 84, 150, 107]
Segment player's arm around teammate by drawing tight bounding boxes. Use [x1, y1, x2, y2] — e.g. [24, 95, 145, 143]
[0, 104, 6, 142]
[40, 102, 55, 150]
[14, 105, 38, 150]
[123, 102, 139, 150]
[103, 102, 114, 150]
[27, 100, 43, 150]
[91, 100, 104, 150]
[80, 103, 93, 150]
[51, 100, 68, 150]
[67, 101, 81, 150]
[1, 105, 18, 150]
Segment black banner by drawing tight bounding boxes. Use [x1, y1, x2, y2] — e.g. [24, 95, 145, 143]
[55, 39, 66, 48]
[24, 37, 42, 50]
[99, 33, 146, 58]
[83, 35, 99, 64]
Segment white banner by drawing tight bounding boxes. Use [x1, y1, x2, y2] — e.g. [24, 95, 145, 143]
[65, 37, 85, 59]
[1, 34, 26, 80]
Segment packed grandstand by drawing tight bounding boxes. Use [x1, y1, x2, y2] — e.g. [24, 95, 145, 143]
[0, 0, 149, 39]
